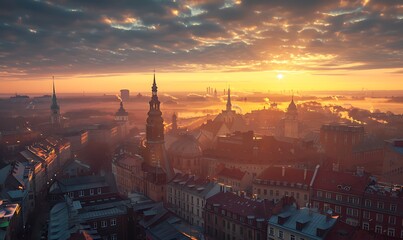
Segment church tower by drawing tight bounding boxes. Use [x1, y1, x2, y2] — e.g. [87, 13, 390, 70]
[50, 77, 62, 128]
[226, 87, 232, 112]
[284, 95, 299, 138]
[115, 101, 129, 122]
[171, 112, 178, 133]
[145, 72, 173, 179]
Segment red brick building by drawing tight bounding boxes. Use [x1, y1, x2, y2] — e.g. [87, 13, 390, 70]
[204, 192, 276, 240]
[311, 168, 403, 238]
[320, 123, 364, 170]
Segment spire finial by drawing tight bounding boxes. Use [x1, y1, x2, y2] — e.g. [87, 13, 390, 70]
[152, 70, 158, 94]
[52, 76, 55, 95]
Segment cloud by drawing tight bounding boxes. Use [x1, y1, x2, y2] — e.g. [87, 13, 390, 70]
[0, 0, 402, 79]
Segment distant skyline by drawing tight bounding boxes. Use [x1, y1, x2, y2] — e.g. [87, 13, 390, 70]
[1, 0, 402, 93]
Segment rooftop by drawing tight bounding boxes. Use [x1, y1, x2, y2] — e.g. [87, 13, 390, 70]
[217, 167, 246, 181]
[206, 192, 274, 219]
[313, 169, 371, 196]
[269, 206, 338, 240]
[256, 166, 314, 186]
[168, 173, 217, 197]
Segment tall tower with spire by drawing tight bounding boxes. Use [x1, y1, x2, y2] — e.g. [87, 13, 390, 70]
[284, 95, 299, 138]
[145, 72, 173, 179]
[50, 77, 62, 128]
[226, 88, 232, 112]
[171, 112, 178, 133]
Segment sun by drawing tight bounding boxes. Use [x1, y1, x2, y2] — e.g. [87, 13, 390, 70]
[277, 73, 284, 80]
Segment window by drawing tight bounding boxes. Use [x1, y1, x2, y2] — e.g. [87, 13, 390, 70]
[110, 218, 116, 226]
[362, 222, 369, 230]
[390, 204, 397, 212]
[290, 235, 296, 240]
[239, 226, 243, 235]
[269, 227, 274, 236]
[364, 199, 371, 207]
[375, 226, 382, 234]
[316, 191, 322, 198]
[336, 195, 342, 201]
[389, 216, 396, 225]
[363, 211, 370, 220]
[377, 202, 384, 209]
[376, 213, 383, 222]
[278, 230, 284, 239]
[326, 192, 331, 199]
[346, 208, 358, 217]
[388, 228, 395, 237]
[264, 189, 267, 195]
[69, 192, 74, 198]
[97, 188, 102, 194]
[111, 234, 117, 240]
[79, 190, 84, 197]
[270, 190, 273, 196]
[304, 194, 308, 201]
[90, 189, 94, 195]
[101, 220, 107, 228]
[335, 206, 341, 214]
[276, 190, 279, 196]
[93, 222, 97, 229]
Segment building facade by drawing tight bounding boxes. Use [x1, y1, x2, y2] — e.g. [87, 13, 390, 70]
[112, 153, 144, 196]
[166, 173, 221, 228]
[311, 168, 403, 238]
[204, 192, 275, 240]
[253, 166, 318, 207]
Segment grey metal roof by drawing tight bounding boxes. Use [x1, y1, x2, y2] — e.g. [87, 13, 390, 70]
[269, 207, 337, 240]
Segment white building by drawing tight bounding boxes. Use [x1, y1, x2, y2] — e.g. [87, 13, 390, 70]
[166, 173, 221, 228]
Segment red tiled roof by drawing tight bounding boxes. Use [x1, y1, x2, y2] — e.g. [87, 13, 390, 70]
[206, 192, 274, 219]
[217, 167, 246, 181]
[313, 170, 371, 195]
[256, 167, 314, 185]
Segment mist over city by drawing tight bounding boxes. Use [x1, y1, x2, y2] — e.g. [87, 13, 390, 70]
[0, 0, 402, 240]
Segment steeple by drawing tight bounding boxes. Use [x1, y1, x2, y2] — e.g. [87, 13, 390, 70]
[146, 72, 164, 142]
[172, 112, 178, 132]
[145, 72, 173, 180]
[152, 70, 157, 95]
[50, 76, 62, 128]
[226, 87, 232, 111]
[51, 76, 59, 111]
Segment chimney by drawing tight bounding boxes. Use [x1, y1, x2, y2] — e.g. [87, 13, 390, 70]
[282, 166, 285, 177]
[304, 168, 307, 180]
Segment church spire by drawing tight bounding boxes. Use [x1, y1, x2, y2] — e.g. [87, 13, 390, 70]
[226, 87, 232, 111]
[51, 76, 59, 111]
[152, 70, 157, 95]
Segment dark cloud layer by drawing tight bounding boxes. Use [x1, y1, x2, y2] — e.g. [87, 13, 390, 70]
[0, 0, 402, 78]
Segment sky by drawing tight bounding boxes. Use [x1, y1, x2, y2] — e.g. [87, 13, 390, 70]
[0, 0, 402, 93]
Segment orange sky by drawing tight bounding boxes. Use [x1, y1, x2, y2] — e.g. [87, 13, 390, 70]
[2, 69, 402, 94]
